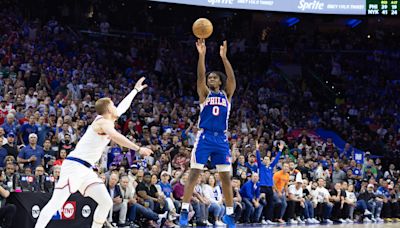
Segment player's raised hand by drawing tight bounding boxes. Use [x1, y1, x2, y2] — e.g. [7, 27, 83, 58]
[219, 40, 227, 59]
[196, 38, 206, 55]
[134, 77, 148, 92]
[278, 140, 285, 151]
[138, 146, 153, 157]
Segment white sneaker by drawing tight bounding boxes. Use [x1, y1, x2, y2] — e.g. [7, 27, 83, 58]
[326, 219, 333, 224]
[215, 220, 225, 226]
[377, 218, 384, 223]
[346, 218, 353, 223]
[262, 220, 268, 225]
[306, 218, 313, 224]
[267, 220, 276, 225]
[371, 218, 376, 222]
[364, 217, 372, 223]
[289, 219, 297, 224]
[339, 218, 347, 223]
[312, 218, 320, 224]
[206, 220, 213, 226]
[364, 210, 372, 215]
[297, 217, 305, 224]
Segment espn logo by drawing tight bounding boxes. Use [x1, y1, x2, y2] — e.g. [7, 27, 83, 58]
[52, 201, 76, 220]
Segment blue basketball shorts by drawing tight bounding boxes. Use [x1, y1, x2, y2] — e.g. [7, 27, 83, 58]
[190, 129, 231, 172]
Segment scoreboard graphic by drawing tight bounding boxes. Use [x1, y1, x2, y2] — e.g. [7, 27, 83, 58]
[367, 0, 399, 15]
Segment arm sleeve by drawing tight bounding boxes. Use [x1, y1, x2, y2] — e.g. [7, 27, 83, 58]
[116, 89, 138, 117]
[270, 151, 281, 168]
[256, 150, 262, 167]
[256, 150, 263, 173]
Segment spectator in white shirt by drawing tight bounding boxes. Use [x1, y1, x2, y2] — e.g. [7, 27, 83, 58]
[25, 89, 38, 109]
[202, 175, 225, 226]
[287, 176, 305, 224]
[345, 184, 357, 222]
[314, 178, 333, 224]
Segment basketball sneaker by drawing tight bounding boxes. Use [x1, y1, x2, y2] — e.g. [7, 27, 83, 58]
[179, 209, 189, 226]
[222, 214, 236, 228]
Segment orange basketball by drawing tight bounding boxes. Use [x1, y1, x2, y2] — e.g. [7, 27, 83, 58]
[192, 18, 213, 39]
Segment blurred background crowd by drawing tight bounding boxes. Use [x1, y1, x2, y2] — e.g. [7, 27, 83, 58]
[0, 0, 400, 227]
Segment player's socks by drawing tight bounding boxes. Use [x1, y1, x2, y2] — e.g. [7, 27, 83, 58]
[226, 207, 234, 215]
[181, 202, 190, 210]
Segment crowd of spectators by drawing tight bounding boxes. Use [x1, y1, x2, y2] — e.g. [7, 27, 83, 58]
[0, 1, 400, 228]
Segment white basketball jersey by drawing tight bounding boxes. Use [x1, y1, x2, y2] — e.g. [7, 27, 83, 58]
[68, 115, 111, 165]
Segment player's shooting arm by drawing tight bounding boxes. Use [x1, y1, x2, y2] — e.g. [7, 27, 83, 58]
[220, 41, 236, 100]
[196, 39, 209, 102]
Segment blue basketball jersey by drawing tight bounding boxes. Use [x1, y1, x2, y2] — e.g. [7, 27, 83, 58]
[198, 91, 230, 132]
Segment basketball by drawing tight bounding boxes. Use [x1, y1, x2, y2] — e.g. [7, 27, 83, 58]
[192, 18, 213, 39]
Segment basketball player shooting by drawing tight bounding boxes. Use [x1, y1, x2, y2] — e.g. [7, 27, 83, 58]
[35, 77, 153, 228]
[179, 39, 236, 227]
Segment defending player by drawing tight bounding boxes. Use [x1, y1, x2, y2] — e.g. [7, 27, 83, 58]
[35, 78, 152, 228]
[179, 39, 236, 227]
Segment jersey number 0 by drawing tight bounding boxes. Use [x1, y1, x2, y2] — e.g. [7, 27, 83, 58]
[212, 106, 220, 116]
